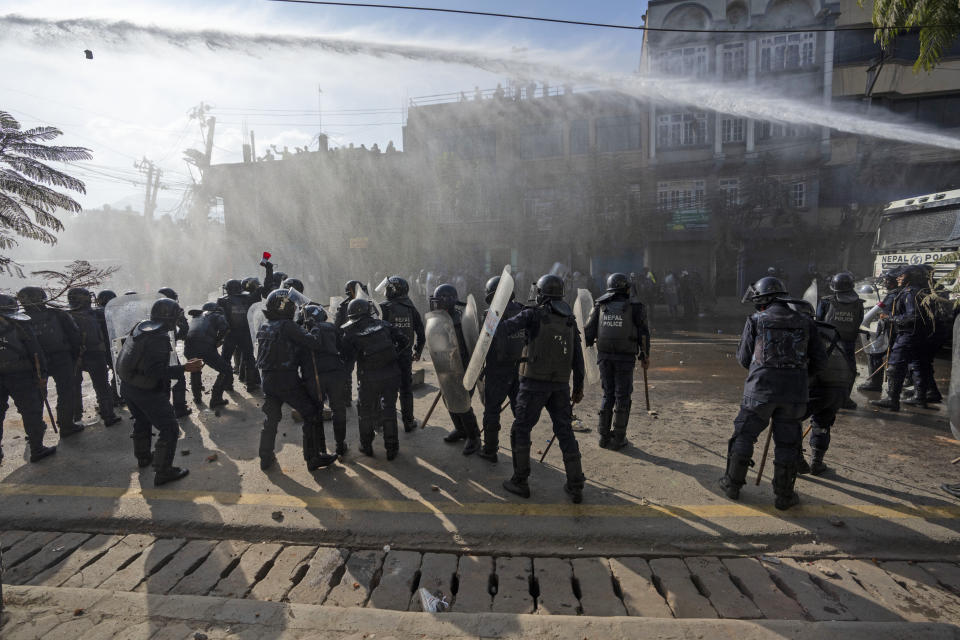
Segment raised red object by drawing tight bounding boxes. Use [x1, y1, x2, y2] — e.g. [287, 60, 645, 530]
[262, 251, 271, 260]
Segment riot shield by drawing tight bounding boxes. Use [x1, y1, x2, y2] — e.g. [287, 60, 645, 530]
[248, 300, 268, 352]
[425, 310, 472, 413]
[573, 288, 601, 386]
[375, 277, 388, 295]
[329, 296, 345, 313]
[802, 279, 819, 310]
[462, 293, 479, 359]
[949, 315, 960, 441]
[104, 294, 160, 365]
[356, 285, 379, 317]
[463, 265, 513, 391]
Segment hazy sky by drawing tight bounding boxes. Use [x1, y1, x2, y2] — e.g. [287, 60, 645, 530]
[1, 1, 649, 213]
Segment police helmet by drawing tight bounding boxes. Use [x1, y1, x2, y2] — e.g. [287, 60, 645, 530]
[606, 273, 630, 293]
[67, 287, 93, 310]
[96, 290, 117, 308]
[273, 272, 288, 287]
[302, 304, 328, 325]
[430, 284, 460, 312]
[385, 276, 409, 300]
[241, 277, 261, 294]
[484, 276, 501, 305]
[829, 272, 854, 293]
[124, 291, 138, 295]
[347, 298, 371, 320]
[902, 264, 928, 287]
[158, 287, 179, 301]
[282, 277, 304, 294]
[150, 298, 181, 328]
[17, 286, 48, 308]
[265, 289, 297, 320]
[535, 274, 564, 304]
[344, 279, 363, 298]
[224, 279, 242, 295]
[0, 294, 26, 320]
[749, 276, 788, 305]
[201, 302, 222, 314]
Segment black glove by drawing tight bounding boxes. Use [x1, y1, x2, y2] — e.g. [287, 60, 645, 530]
[572, 388, 584, 404]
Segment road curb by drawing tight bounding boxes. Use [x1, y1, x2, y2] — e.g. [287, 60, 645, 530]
[3, 585, 958, 639]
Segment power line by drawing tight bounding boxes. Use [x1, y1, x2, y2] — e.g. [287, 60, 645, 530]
[267, 0, 960, 34]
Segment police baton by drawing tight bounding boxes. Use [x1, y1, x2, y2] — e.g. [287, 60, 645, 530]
[539, 401, 576, 463]
[420, 390, 443, 429]
[642, 361, 651, 412]
[33, 354, 58, 434]
[754, 428, 772, 485]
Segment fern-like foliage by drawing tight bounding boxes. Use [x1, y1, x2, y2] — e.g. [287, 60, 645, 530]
[867, 0, 960, 71]
[0, 110, 92, 274]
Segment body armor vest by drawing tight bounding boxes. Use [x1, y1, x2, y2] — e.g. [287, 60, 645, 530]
[519, 310, 576, 383]
[752, 308, 809, 369]
[596, 299, 638, 355]
[347, 320, 396, 371]
[70, 310, 105, 353]
[309, 321, 342, 372]
[0, 321, 35, 374]
[28, 309, 70, 355]
[491, 301, 525, 365]
[219, 294, 251, 331]
[256, 320, 299, 372]
[813, 325, 855, 387]
[382, 299, 415, 345]
[822, 297, 861, 342]
[116, 325, 167, 390]
[187, 314, 218, 346]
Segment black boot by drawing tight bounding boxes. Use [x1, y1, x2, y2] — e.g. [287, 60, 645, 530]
[871, 376, 902, 411]
[59, 421, 85, 437]
[29, 445, 57, 463]
[609, 410, 630, 451]
[443, 428, 465, 443]
[478, 421, 499, 462]
[797, 451, 811, 475]
[460, 412, 480, 456]
[133, 433, 153, 469]
[502, 438, 531, 498]
[400, 395, 417, 432]
[562, 455, 585, 504]
[336, 441, 349, 457]
[810, 449, 828, 475]
[719, 452, 752, 500]
[259, 428, 277, 471]
[773, 462, 800, 510]
[902, 381, 929, 408]
[102, 414, 122, 427]
[597, 410, 613, 449]
[153, 440, 189, 487]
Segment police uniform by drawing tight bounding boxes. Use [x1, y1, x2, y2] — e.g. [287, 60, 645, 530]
[441, 307, 482, 452]
[873, 281, 926, 410]
[116, 320, 189, 483]
[69, 305, 121, 425]
[335, 296, 356, 405]
[219, 291, 260, 392]
[379, 295, 425, 430]
[340, 315, 408, 459]
[816, 290, 864, 401]
[584, 292, 649, 449]
[185, 309, 232, 406]
[0, 312, 55, 463]
[498, 300, 586, 501]
[256, 316, 335, 470]
[170, 311, 191, 415]
[22, 303, 83, 434]
[480, 299, 525, 459]
[800, 322, 856, 475]
[721, 298, 826, 509]
[300, 318, 348, 455]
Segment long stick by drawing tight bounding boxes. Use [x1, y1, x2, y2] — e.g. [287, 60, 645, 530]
[420, 390, 442, 429]
[499, 399, 511, 413]
[754, 428, 773, 485]
[539, 434, 556, 463]
[34, 354, 58, 434]
[642, 364, 651, 411]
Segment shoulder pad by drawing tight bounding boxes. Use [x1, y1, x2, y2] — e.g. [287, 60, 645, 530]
[548, 300, 573, 317]
[3, 312, 31, 322]
[357, 323, 385, 336]
[595, 292, 616, 304]
[134, 320, 166, 336]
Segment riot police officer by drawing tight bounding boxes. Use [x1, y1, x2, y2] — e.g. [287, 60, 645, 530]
[159, 288, 191, 417]
[256, 289, 338, 471]
[282, 278, 304, 294]
[797, 304, 856, 476]
[219, 279, 260, 392]
[379, 276, 425, 432]
[335, 280, 367, 406]
[185, 302, 232, 407]
[478, 275, 525, 462]
[300, 305, 349, 457]
[905, 266, 951, 406]
[430, 283, 482, 455]
[341, 298, 408, 459]
[116, 298, 204, 485]
[816, 272, 864, 409]
[95, 289, 123, 406]
[719, 277, 825, 510]
[858, 269, 901, 393]
[498, 275, 587, 503]
[17, 286, 84, 435]
[0, 294, 56, 464]
[67, 288, 121, 427]
[871, 266, 928, 411]
[584, 273, 650, 450]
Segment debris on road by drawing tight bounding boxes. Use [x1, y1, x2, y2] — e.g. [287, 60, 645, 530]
[271, 511, 284, 522]
[206, 453, 218, 463]
[418, 587, 449, 612]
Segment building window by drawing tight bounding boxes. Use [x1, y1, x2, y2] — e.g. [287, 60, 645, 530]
[759, 33, 816, 72]
[791, 181, 806, 208]
[434, 127, 495, 159]
[719, 178, 740, 206]
[755, 121, 810, 140]
[656, 112, 708, 148]
[721, 117, 745, 143]
[655, 46, 709, 77]
[519, 122, 563, 159]
[721, 42, 746, 78]
[570, 119, 590, 154]
[596, 115, 641, 152]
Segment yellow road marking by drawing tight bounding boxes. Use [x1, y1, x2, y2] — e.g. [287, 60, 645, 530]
[1, 482, 959, 520]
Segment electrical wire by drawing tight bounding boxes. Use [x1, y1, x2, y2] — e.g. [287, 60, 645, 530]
[266, 0, 960, 34]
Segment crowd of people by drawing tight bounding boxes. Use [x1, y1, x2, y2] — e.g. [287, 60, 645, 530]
[0, 259, 954, 503]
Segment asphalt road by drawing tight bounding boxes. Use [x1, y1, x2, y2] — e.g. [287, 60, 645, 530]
[1, 330, 958, 558]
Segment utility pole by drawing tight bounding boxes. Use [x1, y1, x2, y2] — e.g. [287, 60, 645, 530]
[134, 157, 162, 219]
